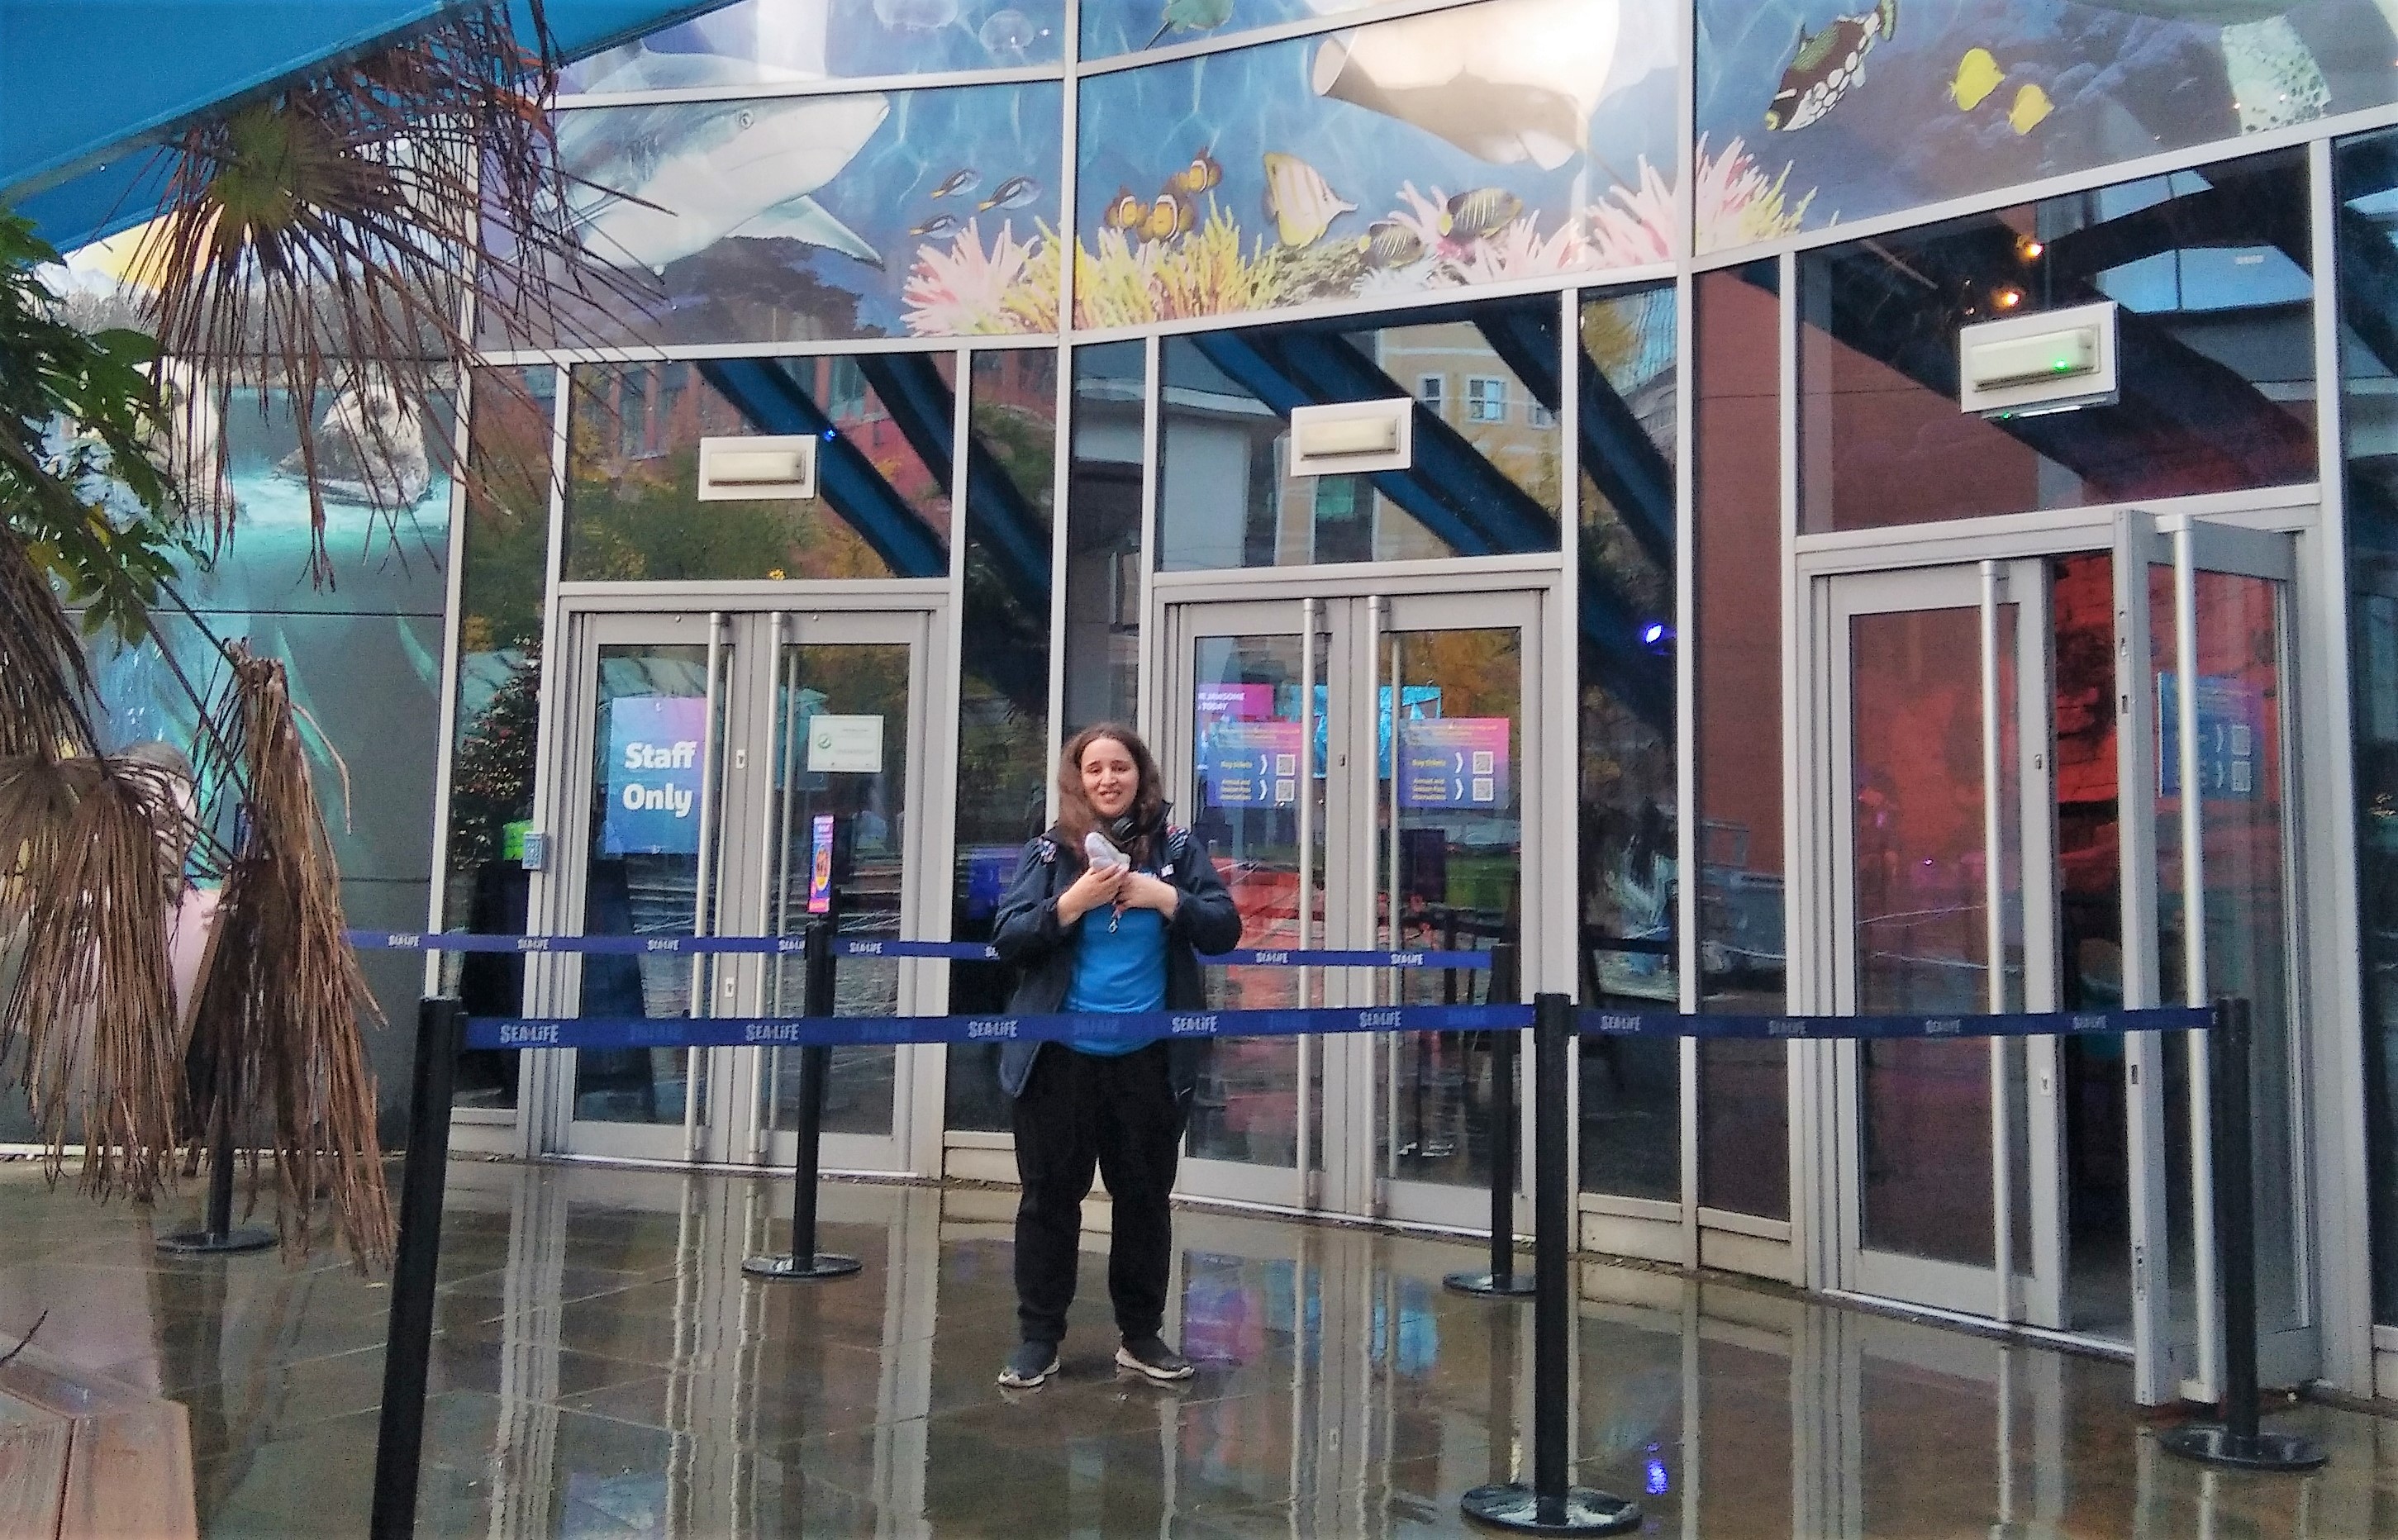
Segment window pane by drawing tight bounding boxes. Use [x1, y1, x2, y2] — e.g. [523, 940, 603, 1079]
[1577, 283, 1680, 1202]
[564, 356, 952, 582]
[1061, 341, 1144, 734]
[945, 351, 1059, 1133]
[1799, 149, 2314, 534]
[1693, 264, 1790, 1220]
[1158, 299, 1563, 571]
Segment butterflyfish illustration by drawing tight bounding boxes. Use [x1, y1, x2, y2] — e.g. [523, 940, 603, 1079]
[930, 168, 979, 197]
[1311, 0, 1621, 171]
[1764, 0, 1898, 132]
[1444, 187, 1524, 239]
[1147, 0, 1234, 48]
[2008, 82, 2053, 134]
[1168, 150, 1224, 196]
[1263, 153, 1355, 247]
[1358, 220, 1426, 268]
[1102, 186, 1149, 231]
[977, 175, 1040, 212]
[1140, 194, 1194, 243]
[1949, 47, 2004, 111]
[911, 212, 959, 236]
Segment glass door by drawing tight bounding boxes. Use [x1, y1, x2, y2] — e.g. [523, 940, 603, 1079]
[736, 609, 932, 1176]
[542, 606, 935, 1168]
[1161, 587, 1542, 1229]
[1825, 563, 2065, 1322]
[2115, 513, 2314, 1401]
[1164, 599, 1328, 1211]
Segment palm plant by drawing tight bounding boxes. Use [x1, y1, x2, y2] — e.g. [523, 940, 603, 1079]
[3, 0, 645, 1262]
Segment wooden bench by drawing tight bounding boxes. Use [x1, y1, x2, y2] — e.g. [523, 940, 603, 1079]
[0, 1344, 197, 1540]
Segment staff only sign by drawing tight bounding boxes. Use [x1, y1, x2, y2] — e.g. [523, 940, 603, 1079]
[604, 695, 707, 855]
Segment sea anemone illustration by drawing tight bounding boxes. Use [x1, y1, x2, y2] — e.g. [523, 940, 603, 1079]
[1693, 135, 1817, 255]
[1584, 159, 1678, 269]
[1072, 205, 1294, 328]
[902, 218, 1059, 336]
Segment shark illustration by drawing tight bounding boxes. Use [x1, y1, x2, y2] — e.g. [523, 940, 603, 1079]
[556, 30, 887, 273]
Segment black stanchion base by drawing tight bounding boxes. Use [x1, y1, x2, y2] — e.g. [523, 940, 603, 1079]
[1444, 1269, 1539, 1299]
[1459, 1483, 1643, 1536]
[157, 1226, 276, 1256]
[2158, 1424, 2328, 1472]
[741, 1252, 863, 1281]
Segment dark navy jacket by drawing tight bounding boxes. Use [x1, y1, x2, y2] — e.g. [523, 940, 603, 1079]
[988, 822, 1243, 1100]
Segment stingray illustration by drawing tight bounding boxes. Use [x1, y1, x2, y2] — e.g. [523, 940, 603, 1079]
[1310, 0, 1625, 171]
[557, 10, 889, 273]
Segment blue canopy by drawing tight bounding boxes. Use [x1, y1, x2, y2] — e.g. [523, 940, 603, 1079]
[1, 0, 726, 252]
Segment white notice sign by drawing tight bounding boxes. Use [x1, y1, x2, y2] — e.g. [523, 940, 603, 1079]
[806, 715, 884, 773]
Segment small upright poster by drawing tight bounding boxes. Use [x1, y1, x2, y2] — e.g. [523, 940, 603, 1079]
[806, 813, 837, 915]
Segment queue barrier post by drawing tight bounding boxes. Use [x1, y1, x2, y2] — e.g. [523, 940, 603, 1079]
[1447, 943, 1534, 1300]
[369, 996, 465, 1540]
[157, 1053, 276, 1256]
[743, 916, 862, 1282]
[1461, 993, 1642, 1536]
[2159, 996, 2326, 1472]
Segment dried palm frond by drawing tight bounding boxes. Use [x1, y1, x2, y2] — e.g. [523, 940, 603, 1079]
[188, 647, 393, 1265]
[0, 524, 97, 758]
[132, 0, 637, 584]
[0, 750, 192, 1199]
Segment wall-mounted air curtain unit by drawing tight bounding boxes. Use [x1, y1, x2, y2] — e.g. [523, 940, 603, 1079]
[1287, 399, 1415, 477]
[697, 434, 820, 501]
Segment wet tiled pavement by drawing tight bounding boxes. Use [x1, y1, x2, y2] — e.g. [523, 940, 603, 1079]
[4, 1158, 2396, 1536]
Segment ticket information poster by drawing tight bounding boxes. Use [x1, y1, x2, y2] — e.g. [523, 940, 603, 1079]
[1202, 720, 1305, 807]
[1396, 719, 1511, 808]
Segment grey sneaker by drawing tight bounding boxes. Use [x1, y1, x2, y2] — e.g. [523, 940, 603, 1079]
[997, 1340, 1059, 1388]
[1115, 1335, 1195, 1381]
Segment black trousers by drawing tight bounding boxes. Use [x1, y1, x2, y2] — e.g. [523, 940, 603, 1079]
[1011, 1042, 1183, 1345]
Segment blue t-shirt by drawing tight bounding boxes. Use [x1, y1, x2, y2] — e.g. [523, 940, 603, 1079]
[1065, 903, 1167, 1054]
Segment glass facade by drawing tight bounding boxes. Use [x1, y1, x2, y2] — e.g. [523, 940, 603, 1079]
[45, 0, 2398, 1401]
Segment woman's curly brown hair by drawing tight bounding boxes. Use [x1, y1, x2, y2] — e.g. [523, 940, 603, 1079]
[1054, 723, 1166, 870]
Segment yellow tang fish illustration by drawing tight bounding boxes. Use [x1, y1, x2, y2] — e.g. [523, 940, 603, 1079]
[2009, 82, 2053, 135]
[1950, 47, 2003, 111]
[1263, 152, 1356, 248]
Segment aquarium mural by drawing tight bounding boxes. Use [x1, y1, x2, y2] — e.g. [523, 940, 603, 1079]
[1073, 0, 1679, 327]
[1080, 0, 1451, 62]
[543, 78, 1064, 345]
[561, 0, 1067, 90]
[1696, 0, 2398, 256]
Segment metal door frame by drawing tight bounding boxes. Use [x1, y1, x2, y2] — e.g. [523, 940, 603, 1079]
[1154, 570, 1555, 1233]
[1819, 560, 2066, 1325]
[520, 587, 951, 1174]
[1792, 498, 2327, 1405]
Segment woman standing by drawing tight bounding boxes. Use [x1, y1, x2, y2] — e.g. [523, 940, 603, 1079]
[989, 724, 1242, 1387]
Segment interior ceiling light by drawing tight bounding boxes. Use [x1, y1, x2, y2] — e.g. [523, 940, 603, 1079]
[1994, 286, 2025, 309]
[2017, 235, 2045, 260]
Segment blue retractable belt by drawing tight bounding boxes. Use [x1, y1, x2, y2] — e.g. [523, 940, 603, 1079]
[349, 930, 1492, 969]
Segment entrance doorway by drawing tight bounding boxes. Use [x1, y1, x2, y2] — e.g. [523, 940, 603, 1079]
[1158, 579, 1549, 1229]
[1804, 513, 2315, 1400]
[529, 601, 944, 1174]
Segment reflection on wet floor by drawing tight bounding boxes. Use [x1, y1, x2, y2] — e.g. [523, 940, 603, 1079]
[3, 1159, 2396, 1536]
